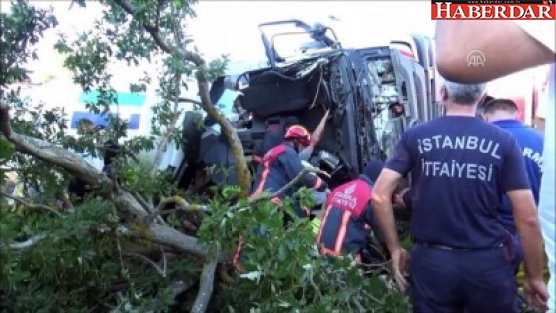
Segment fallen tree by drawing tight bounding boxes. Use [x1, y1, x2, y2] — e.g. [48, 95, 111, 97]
[0, 102, 327, 311]
[0, 1, 409, 312]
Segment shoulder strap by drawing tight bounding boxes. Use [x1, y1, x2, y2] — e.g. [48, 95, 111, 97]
[250, 144, 288, 199]
[263, 144, 286, 165]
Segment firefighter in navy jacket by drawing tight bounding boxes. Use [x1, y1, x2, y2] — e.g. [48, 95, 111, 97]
[483, 98, 544, 274]
[250, 125, 327, 218]
[316, 159, 384, 262]
[233, 125, 328, 271]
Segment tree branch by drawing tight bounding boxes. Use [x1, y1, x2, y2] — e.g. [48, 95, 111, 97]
[149, 224, 208, 257]
[269, 169, 312, 201]
[123, 251, 166, 277]
[0, 105, 110, 187]
[59, 191, 75, 212]
[2, 234, 47, 250]
[146, 196, 208, 224]
[194, 68, 251, 198]
[113, 190, 149, 220]
[177, 97, 202, 105]
[0, 190, 62, 217]
[112, 0, 252, 197]
[119, 224, 208, 258]
[229, 168, 313, 212]
[0, 104, 13, 137]
[160, 246, 167, 277]
[191, 260, 218, 313]
[0, 104, 210, 260]
[113, 0, 176, 55]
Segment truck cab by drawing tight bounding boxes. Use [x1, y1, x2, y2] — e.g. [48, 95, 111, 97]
[177, 19, 440, 189]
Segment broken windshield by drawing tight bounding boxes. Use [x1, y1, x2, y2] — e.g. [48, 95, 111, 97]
[259, 20, 340, 66]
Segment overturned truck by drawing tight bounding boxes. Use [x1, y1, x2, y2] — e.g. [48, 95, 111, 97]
[176, 20, 441, 190]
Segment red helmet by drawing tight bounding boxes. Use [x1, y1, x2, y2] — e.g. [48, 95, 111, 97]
[284, 125, 311, 146]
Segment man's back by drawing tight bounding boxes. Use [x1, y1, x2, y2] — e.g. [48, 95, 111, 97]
[493, 120, 544, 233]
[494, 121, 543, 200]
[251, 143, 323, 197]
[317, 176, 374, 257]
[252, 144, 297, 195]
[387, 115, 530, 249]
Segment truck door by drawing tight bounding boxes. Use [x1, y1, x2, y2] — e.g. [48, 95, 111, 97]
[355, 46, 427, 159]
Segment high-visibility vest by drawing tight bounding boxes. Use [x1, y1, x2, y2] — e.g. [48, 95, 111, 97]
[316, 179, 373, 259]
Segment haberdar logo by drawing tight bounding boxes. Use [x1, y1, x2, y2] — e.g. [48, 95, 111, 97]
[432, 0, 556, 20]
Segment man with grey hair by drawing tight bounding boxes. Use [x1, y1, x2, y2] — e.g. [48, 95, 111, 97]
[434, 20, 554, 312]
[371, 79, 547, 312]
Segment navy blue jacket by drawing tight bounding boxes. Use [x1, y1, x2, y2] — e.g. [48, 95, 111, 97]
[317, 175, 374, 257]
[386, 116, 530, 249]
[251, 142, 326, 217]
[492, 119, 543, 234]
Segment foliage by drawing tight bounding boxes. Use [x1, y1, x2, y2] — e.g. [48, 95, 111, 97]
[0, 199, 200, 312]
[199, 187, 411, 312]
[0, 0, 58, 88]
[0, 1, 68, 204]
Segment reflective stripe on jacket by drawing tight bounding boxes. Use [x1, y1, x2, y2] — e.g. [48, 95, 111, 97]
[317, 176, 373, 257]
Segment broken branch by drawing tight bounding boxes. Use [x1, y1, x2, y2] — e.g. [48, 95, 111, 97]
[160, 246, 167, 278]
[229, 168, 313, 212]
[119, 224, 208, 258]
[191, 260, 218, 313]
[2, 234, 47, 250]
[270, 169, 312, 200]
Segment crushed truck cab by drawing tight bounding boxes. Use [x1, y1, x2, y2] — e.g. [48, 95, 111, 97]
[176, 19, 441, 189]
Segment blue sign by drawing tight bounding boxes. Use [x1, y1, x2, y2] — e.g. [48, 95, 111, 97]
[70, 111, 141, 130]
[72, 91, 145, 130]
[79, 91, 146, 107]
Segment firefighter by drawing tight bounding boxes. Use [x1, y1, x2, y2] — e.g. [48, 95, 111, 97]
[483, 98, 544, 273]
[483, 97, 545, 311]
[435, 21, 552, 312]
[372, 80, 546, 313]
[233, 125, 328, 271]
[316, 159, 383, 263]
[250, 124, 328, 219]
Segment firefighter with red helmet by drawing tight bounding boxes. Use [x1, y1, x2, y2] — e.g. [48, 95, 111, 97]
[316, 159, 384, 263]
[250, 124, 328, 218]
[233, 125, 328, 271]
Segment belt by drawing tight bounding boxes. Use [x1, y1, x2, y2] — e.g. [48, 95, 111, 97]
[413, 239, 504, 251]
